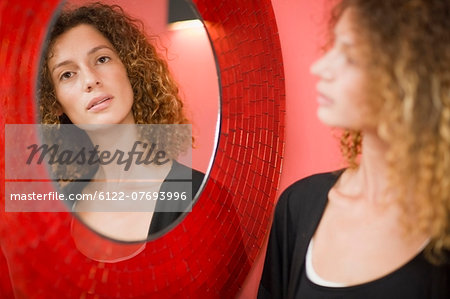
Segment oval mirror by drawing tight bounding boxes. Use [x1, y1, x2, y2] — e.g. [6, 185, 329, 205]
[32, 0, 220, 244]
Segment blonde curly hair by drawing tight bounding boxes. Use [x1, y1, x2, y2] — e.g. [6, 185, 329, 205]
[330, 0, 450, 262]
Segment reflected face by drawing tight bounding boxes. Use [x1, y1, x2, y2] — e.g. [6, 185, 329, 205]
[48, 24, 135, 125]
[310, 9, 370, 131]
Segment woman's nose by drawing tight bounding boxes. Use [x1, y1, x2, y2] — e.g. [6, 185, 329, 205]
[310, 51, 334, 80]
[83, 67, 102, 92]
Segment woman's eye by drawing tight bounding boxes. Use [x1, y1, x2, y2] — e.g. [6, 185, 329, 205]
[342, 49, 359, 66]
[345, 55, 356, 65]
[97, 56, 111, 64]
[60, 72, 73, 81]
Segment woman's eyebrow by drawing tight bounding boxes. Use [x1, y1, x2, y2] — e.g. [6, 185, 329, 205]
[51, 60, 74, 75]
[51, 45, 114, 74]
[87, 45, 114, 55]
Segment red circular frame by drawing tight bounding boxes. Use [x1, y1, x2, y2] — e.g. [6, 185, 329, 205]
[0, 0, 285, 297]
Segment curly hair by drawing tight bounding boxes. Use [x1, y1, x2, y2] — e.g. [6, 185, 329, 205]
[37, 2, 192, 159]
[329, 0, 450, 262]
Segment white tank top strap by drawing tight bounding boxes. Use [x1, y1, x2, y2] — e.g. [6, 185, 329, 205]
[305, 238, 347, 287]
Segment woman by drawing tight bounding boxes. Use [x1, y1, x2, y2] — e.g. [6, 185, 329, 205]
[38, 2, 204, 242]
[259, 0, 449, 298]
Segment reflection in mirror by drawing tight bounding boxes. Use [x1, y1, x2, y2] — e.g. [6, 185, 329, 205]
[37, 0, 219, 249]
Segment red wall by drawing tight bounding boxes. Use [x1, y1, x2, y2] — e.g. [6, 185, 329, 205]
[160, 26, 219, 173]
[237, 0, 343, 297]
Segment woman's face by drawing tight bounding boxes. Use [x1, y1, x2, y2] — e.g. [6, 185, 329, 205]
[310, 8, 371, 131]
[48, 24, 135, 125]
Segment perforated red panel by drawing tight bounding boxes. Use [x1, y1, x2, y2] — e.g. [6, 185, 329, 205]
[0, 0, 285, 297]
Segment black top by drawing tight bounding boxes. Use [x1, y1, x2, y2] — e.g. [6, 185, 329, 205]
[258, 171, 450, 299]
[63, 160, 205, 235]
[148, 160, 205, 235]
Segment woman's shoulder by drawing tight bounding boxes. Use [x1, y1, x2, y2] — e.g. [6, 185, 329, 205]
[168, 160, 204, 179]
[166, 160, 205, 194]
[275, 169, 344, 216]
[283, 169, 344, 194]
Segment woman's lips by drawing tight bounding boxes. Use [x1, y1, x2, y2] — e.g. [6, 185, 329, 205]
[88, 96, 113, 112]
[317, 93, 333, 105]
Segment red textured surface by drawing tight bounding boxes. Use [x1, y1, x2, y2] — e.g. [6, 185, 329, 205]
[0, 0, 285, 298]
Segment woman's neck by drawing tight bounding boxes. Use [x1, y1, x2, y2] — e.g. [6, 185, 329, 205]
[84, 125, 171, 182]
[339, 131, 392, 205]
[85, 124, 138, 153]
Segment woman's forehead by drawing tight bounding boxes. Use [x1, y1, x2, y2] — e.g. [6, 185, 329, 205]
[334, 8, 359, 43]
[48, 24, 114, 63]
